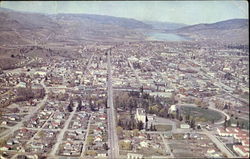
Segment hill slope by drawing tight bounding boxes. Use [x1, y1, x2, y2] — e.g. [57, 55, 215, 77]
[171, 19, 249, 44]
[0, 8, 152, 45]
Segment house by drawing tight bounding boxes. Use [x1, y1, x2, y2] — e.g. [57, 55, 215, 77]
[97, 153, 107, 157]
[0, 146, 10, 151]
[6, 140, 14, 145]
[99, 115, 106, 120]
[139, 141, 149, 147]
[242, 139, 249, 147]
[94, 136, 103, 142]
[127, 153, 143, 159]
[207, 148, 216, 154]
[1, 121, 7, 125]
[15, 82, 26, 88]
[216, 128, 230, 136]
[180, 124, 190, 129]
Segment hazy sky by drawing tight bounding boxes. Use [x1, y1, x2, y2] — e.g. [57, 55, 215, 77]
[0, 1, 248, 25]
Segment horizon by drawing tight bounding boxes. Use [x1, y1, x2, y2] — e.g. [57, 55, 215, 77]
[0, 1, 248, 25]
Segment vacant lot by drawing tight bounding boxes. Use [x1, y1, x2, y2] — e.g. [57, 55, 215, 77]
[155, 125, 172, 131]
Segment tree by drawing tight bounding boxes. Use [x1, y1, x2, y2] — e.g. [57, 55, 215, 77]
[212, 119, 215, 124]
[67, 104, 73, 112]
[150, 124, 154, 131]
[153, 125, 157, 131]
[224, 118, 227, 129]
[103, 143, 109, 150]
[185, 114, 190, 122]
[147, 133, 151, 140]
[140, 86, 144, 94]
[117, 119, 123, 127]
[240, 122, 245, 129]
[77, 99, 82, 111]
[190, 118, 196, 129]
[137, 121, 144, 130]
[236, 121, 240, 128]
[176, 108, 180, 120]
[67, 100, 74, 112]
[179, 115, 183, 121]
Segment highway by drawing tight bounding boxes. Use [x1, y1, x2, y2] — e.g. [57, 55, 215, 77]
[107, 49, 119, 159]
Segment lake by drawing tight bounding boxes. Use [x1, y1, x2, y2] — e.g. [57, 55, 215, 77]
[146, 32, 190, 41]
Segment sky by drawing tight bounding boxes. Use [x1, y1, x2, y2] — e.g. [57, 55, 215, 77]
[0, 1, 248, 25]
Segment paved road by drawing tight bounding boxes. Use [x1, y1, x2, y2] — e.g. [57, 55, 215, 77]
[160, 133, 174, 158]
[80, 114, 92, 157]
[201, 128, 236, 158]
[107, 49, 119, 159]
[50, 103, 77, 156]
[0, 79, 48, 139]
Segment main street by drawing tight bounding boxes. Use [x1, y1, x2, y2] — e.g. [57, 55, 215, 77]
[107, 49, 119, 159]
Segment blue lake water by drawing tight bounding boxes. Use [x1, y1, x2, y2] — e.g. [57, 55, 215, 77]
[147, 32, 190, 41]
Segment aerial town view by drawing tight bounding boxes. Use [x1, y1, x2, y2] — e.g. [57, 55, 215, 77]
[0, 1, 249, 159]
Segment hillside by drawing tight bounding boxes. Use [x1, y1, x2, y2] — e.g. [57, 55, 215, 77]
[0, 8, 152, 45]
[170, 19, 249, 44]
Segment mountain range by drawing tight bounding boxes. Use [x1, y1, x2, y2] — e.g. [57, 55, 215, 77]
[0, 7, 248, 45]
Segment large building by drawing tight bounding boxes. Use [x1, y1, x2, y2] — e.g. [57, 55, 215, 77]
[135, 108, 146, 123]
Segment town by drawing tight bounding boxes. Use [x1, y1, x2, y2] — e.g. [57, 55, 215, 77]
[0, 1, 249, 159]
[0, 40, 249, 158]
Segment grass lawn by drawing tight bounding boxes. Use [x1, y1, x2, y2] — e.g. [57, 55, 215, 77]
[155, 125, 172, 131]
[181, 106, 223, 123]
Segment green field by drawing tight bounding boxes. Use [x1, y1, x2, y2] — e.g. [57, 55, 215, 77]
[181, 106, 223, 123]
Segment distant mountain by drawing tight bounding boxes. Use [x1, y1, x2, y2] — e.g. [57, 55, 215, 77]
[171, 19, 249, 44]
[144, 21, 187, 30]
[0, 8, 60, 30]
[0, 7, 152, 45]
[52, 14, 152, 29]
[0, 7, 248, 45]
